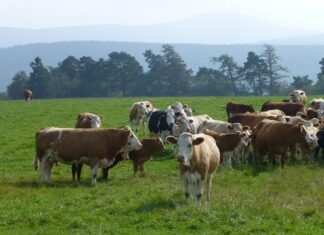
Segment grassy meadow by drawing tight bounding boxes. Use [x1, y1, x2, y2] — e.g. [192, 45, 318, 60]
[0, 96, 323, 234]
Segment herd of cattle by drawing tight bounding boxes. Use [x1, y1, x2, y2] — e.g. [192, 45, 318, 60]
[33, 89, 324, 204]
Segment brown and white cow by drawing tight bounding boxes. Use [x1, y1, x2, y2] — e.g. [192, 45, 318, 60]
[72, 112, 102, 181]
[202, 129, 251, 167]
[226, 102, 255, 119]
[228, 113, 285, 129]
[261, 101, 306, 116]
[23, 89, 32, 101]
[253, 120, 318, 167]
[34, 127, 142, 185]
[129, 101, 153, 134]
[290, 90, 307, 104]
[166, 133, 220, 205]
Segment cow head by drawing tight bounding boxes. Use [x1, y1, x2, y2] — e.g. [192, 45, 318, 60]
[166, 109, 176, 127]
[166, 133, 204, 166]
[124, 127, 142, 152]
[90, 115, 102, 128]
[138, 102, 150, 116]
[290, 90, 305, 103]
[300, 124, 318, 149]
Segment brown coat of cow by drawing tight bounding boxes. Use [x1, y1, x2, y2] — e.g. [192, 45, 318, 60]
[261, 101, 305, 116]
[253, 120, 312, 167]
[23, 89, 32, 101]
[226, 102, 255, 120]
[228, 113, 284, 129]
[35, 127, 139, 184]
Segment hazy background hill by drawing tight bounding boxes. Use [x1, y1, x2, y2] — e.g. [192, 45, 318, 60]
[1, 41, 324, 91]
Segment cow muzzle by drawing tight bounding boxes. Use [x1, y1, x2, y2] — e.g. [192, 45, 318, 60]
[176, 155, 184, 162]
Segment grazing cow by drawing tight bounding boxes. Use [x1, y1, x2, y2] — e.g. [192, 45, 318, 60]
[309, 98, 324, 110]
[253, 120, 318, 167]
[261, 101, 306, 116]
[129, 101, 153, 134]
[101, 137, 165, 179]
[166, 133, 220, 204]
[290, 90, 307, 104]
[202, 129, 251, 167]
[228, 113, 285, 129]
[72, 112, 103, 181]
[148, 109, 176, 142]
[226, 102, 255, 119]
[23, 89, 32, 101]
[34, 127, 142, 185]
[197, 119, 245, 134]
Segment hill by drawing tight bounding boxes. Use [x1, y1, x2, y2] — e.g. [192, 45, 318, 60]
[1, 41, 324, 91]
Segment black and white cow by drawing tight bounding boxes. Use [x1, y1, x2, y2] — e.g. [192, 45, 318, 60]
[148, 109, 176, 142]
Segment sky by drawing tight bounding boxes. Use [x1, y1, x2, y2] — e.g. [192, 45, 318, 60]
[1, 0, 324, 32]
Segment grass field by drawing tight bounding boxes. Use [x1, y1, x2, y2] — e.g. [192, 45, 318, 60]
[0, 97, 323, 235]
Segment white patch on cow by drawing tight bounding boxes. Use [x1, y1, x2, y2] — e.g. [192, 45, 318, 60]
[166, 109, 176, 126]
[175, 133, 194, 166]
[90, 115, 101, 128]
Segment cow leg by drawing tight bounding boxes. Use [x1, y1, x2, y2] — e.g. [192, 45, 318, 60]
[133, 161, 138, 175]
[206, 173, 213, 202]
[181, 174, 190, 204]
[196, 178, 204, 205]
[269, 153, 276, 168]
[76, 163, 83, 182]
[71, 164, 77, 181]
[46, 161, 54, 183]
[281, 153, 287, 168]
[40, 156, 49, 183]
[102, 167, 109, 182]
[90, 164, 99, 185]
[139, 163, 145, 176]
[314, 146, 320, 160]
[223, 152, 232, 168]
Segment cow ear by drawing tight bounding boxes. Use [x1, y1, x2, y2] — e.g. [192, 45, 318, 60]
[227, 124, 233, 130]
[189, 119, 194, 123]
[300, 92, 304, 95]
[193, 137, 204, 145]
[242, 125, 250, 131]
[166, 136, 177, 144]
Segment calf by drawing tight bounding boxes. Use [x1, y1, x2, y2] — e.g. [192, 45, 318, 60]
[166, 133, 220, 205]
[202, 129, 250, 167]
[226, 102, 255, 119]
[261, 101, 306, 116]
[34, 127, 142, 185]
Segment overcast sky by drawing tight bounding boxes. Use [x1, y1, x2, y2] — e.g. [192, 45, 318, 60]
[1, 0, 324, 32]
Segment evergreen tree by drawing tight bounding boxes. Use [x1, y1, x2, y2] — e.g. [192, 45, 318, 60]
[7, 71, 29, 99]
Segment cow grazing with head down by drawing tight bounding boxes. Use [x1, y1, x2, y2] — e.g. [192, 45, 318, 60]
[226, 102, 255, 119]
[34, 127, 142, 185]
[23, 89, 32, 101]
[202, 129, 251, 167]
[148, 109, 176, 142]
[71, 112, 103, 182]
[129, 101, 153, 134]
[166, 133, 220, 205]
[290, 90, 307, 104]
[253, 120, 318, 167]
[261, 101, 306, 116]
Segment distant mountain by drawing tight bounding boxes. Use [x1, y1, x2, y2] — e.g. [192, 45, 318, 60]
[263, 33, 324, 45]
[0, 12, 317, 48]
[1, 41, 324, 91]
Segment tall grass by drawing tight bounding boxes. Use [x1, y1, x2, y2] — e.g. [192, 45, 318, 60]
[0, 97, 323, 234]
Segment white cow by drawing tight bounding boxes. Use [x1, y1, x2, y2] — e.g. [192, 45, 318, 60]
[129, 101, 153, 134]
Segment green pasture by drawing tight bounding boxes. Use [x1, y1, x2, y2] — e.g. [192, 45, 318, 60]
[0, 97, 323, 234]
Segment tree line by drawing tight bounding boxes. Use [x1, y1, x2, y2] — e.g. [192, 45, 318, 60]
[6, 44, 324, 99]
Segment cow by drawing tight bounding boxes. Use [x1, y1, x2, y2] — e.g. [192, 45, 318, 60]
[34, 127, 142, 185]
[175, 115, 212, 134]
[290, 90, 307, 104]
[314, 130, 324, 160]
[183, 104, 195, 117]
[261, 101, 306, 116]
[148, 109, 176, 142]
[166, 133, 220, 205]
[168, 102, 189, 117]
[309, 98, 324, 110]
[253, 120, 318, 167]
[71, 112, 103, 182]
[226, 102, 255, 119]
[202, 129, 251, 167]
[303, 108, 324, 120]
[129, 101, 153, 134]
[23, 89, 32, 101]
[228, 113, 285, 129]
[197, 119, 246, 134]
